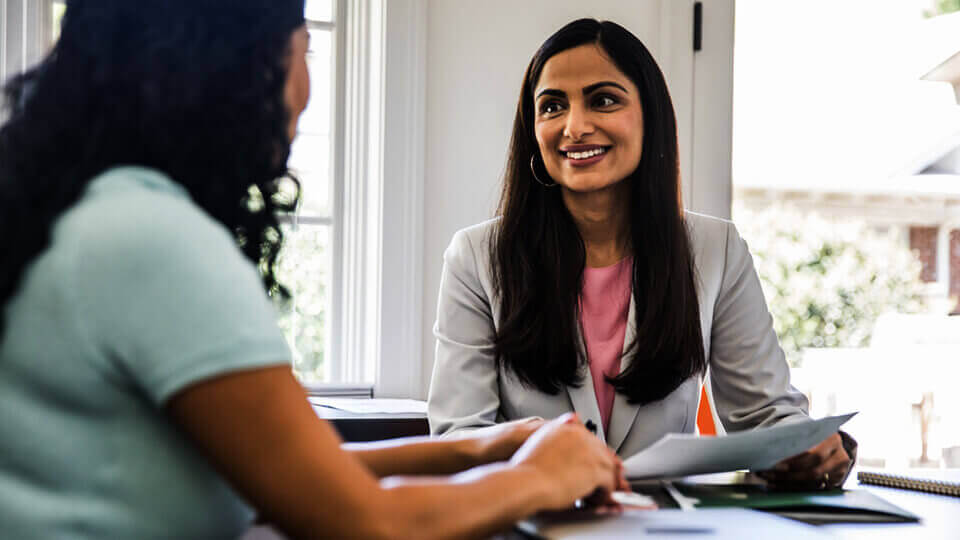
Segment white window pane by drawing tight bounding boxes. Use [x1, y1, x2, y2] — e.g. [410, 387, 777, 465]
[53, 1, 66, 40]
[276, 224, 331, 383]
[298, 28, 332, 136]
[288, 133, 330, 217]
[305, 0, 333, 23]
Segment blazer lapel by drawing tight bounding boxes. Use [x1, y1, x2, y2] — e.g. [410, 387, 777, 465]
[606, 295, 642, 453]
[566, 325, 606, 445]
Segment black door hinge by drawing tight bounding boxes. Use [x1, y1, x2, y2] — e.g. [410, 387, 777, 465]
[693, 2, 703, 52]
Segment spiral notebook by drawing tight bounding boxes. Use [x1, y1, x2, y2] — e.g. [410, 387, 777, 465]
[857, 469, 960, 497]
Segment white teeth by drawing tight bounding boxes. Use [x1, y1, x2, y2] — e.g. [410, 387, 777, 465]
[567, 147, 606, 160]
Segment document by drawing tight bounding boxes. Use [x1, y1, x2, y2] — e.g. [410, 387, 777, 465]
[623, 413, 855, 479]
[307, 397, 427, 415]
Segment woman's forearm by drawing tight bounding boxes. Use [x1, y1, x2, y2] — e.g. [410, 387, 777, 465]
[368, 463, 550, 540]
[345, 436, 485, 477]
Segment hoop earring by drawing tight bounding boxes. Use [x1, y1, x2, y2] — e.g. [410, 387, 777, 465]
[530, 155, 558, 187]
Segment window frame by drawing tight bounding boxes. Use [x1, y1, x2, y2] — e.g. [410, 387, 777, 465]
[316, 0, 427, 398]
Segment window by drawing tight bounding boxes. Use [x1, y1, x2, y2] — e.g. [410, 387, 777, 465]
[733, 0, 960, 469]
[277, 0, 336, 386]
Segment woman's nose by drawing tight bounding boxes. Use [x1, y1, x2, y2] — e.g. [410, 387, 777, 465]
[562, 104, 595, 141]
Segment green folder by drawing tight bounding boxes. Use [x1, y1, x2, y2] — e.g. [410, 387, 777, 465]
[672, 482, 920, 524]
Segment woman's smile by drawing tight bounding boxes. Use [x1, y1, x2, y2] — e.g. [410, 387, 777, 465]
[560, 144, 612, 167]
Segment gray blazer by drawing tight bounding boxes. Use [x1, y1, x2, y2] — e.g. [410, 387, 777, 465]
[427, 212, 810, 458]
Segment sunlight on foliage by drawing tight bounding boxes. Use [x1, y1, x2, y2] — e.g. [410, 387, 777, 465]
[274, 225, 329, 382]
[735, 205, 927, 366]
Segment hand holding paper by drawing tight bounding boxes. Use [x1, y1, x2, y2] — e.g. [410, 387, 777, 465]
[623, 413, 856, 479]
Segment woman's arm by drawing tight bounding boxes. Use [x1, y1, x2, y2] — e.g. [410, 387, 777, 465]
[167, 366, 618, 539]
[345, 418, 544, 477]
[707, 220, 810, 431]
[706, 219, 852, 487]
[428, 228, 505, 436]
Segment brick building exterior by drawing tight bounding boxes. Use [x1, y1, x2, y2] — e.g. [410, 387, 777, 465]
[910, 226, 940, 283]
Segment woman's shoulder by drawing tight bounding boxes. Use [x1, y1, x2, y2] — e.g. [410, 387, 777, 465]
[684, 210, 732, 234]
[683, 210, 748, 271]
[683, 210, 740, 251]
[683, 210, 758, 293]
[66, 166, 231, 252]
[56, 166, 249, 290]
[446, 217, 500, 255]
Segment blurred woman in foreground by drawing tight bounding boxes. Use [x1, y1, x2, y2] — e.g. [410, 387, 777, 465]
[0, 2, 623, 538]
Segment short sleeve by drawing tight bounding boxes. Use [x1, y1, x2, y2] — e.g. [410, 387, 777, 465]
[70, 188, 291, 404]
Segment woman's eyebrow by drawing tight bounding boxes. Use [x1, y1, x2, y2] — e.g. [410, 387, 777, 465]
[535, 88, 566, 100]
[583, 81, 628, 94]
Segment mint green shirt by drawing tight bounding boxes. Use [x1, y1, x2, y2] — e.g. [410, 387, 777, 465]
[0, 167, 292, 538]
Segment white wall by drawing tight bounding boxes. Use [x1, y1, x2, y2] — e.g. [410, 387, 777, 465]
[415, 0, 735, 398]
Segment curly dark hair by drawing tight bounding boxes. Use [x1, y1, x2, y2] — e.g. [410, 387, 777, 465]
[491, 19, 705, 405]
[0, 0, 305, 336]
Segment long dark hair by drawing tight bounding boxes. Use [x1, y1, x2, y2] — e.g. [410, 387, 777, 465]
[0, 0, 305, 336]
[491, 18, 705, 405]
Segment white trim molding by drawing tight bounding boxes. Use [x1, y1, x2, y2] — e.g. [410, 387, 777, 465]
[690, 0, 735, 219]
[656, 0, 735, 219]
[332, 0, 383, 385]
[657, 0, 695, 211]
[376, 0, 426, 398]
[2, 0, 51, 81]
[328, 0, 426, 398]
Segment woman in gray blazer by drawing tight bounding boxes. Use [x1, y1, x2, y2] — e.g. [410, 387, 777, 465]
[428, 18, 854, 490]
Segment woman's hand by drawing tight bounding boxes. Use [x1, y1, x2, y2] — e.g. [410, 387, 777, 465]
[757, 432, 851, 490]
[474, 417, 546, 464]
[510, 413, 625, 511]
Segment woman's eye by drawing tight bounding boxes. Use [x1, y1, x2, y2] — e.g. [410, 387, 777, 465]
[540, 101, 564, 115]
[594, 95, 618, 108]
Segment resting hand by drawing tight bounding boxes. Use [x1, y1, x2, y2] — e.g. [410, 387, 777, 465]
[510, 413, 624, 511]
[474, 417, 546, 464]
[757, 432, 851, 490]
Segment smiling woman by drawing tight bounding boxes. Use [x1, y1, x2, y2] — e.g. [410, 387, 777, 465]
[428, 18, 856, 491]
[533, 46, 644, 197]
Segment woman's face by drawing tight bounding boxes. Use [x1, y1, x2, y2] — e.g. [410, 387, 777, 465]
[533, 44, 644, 193]
[284, 25, 311, 142]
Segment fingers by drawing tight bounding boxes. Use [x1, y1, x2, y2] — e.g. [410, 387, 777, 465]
[774, 435, 837, 471]
[759, 434, 849, 489]
[615, 461, 630, 491]
[811, 447, 851, 487]
[608, 450, 630, 491]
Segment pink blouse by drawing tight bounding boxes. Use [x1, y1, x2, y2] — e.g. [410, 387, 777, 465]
[579, 256, 632, 435]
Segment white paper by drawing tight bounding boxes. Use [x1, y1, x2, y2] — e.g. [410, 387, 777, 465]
[623, 413, 855, 479]
[521, 508, 830, 539]
[307, 397, 427, 414]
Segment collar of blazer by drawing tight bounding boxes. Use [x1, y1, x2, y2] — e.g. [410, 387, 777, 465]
[566, 295, 642, 452]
